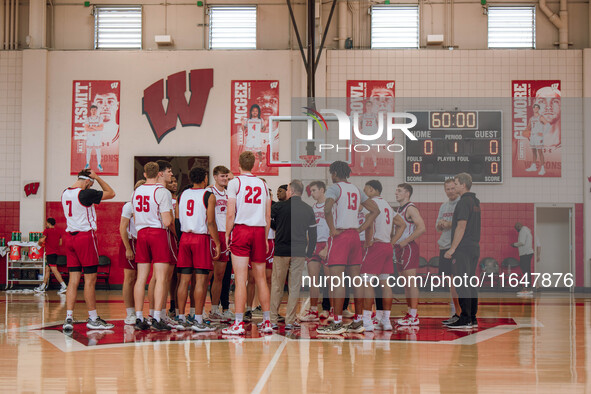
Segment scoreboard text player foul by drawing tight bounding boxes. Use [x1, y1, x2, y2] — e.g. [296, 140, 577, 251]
[405, 111, 503, 183]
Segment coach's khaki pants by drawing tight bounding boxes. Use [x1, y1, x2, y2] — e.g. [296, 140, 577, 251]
[270, 256, 306, 324]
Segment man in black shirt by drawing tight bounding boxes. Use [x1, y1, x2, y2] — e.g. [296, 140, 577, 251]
[444, 172, 481, 329]
[269, 180, 317, 329]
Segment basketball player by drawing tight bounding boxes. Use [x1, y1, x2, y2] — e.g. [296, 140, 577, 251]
[84, 105, 104, 172]
[62, 169, 115, 331]
[206, 165, 231, 322]
[175, 167, 220, 331]
[166, 174, 179, 317]
[300, 181, 330, 322]
[534, 84, 561, 148]
[35, 218, 67, 294]
[241, 104, 266, 171]
[394, 183, 426, 326]
[92, 90, 120, 145]
[132, 162, 174, 331]
[436, 179, 461, 325]
[222, 151, 273, 335]
[361, 180, 406, 332]
[119, 180, 145, 325]
[524, 103, 550, 176]
[317, 161, 379, 335]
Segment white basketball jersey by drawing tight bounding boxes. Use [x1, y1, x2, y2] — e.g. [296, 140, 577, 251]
[227, 174, 269, 227]
[362, 113, 378, 133]
[313, 202, 329, 243]
[372, 197, 395, 243]
[179, 188, 210, 234]
[358, 208, 367, 242]
[208, 185, 228, 232]
[132, 184, 172, 231]
[61, 188, 97, 232]
[334, 182, 362, 230]
[396, 202, 417, 243]
[245, 118, 264, 148]
[121, 201, 137, 239]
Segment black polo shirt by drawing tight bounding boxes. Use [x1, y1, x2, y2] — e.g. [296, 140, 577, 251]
[451, 192, 481, 251]
[271, 196, 317, 257]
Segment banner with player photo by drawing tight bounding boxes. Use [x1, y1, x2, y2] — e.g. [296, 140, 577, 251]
[346, 80, 396, 176]
[512, 80, 561, 177]
[231, 80, 279, 176]
[71, 80, 120, 176]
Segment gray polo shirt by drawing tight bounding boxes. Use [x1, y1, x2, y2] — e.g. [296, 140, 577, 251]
[436, 197, 459, 250]
[515, 226, 534, 256]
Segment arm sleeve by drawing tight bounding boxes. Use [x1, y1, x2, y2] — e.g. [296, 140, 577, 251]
[325, 185, 340, 201]
[203, 191, 213, 208]
[227, 179, 239, 199]
[455, 199, 470, 222]
[78, 189, 103, 207]
[155, 188, 173, 213]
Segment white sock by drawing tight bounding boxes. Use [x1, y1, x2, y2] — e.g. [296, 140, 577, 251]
[246, 306, 252, 312]
[375, 310, 383, 322]
[362, 310, 372, 324]
[211, 305, 219, 314]
[88, 310, 98, 321]
[149, 309, 155, 317]
[66, 310, 73, 319]
[190, 308, 196, 316]
[96, 148, 101, 165]
[126, 307, 134, 316]
[450, 301, 456, 316]
[196, 314, 203, 324]
[178, 314, 186, 322]
[154, 310, 161, 322]
[235, 313, 244, 323]
[382, 310, 391, 322]
[263, 311, 270, 321]
[86, 149, 91, 166]
[136, 311, 144, 320]
[60, 282, 66, 288]
[410, 309, 417, 318]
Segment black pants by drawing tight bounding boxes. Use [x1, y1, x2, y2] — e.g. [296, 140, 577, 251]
[452, 248, 479, 322]
[519, 254, 533, 289]
[220, 258, 233, 310]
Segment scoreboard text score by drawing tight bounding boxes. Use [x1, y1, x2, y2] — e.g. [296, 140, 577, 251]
[405, 111, 503, 183]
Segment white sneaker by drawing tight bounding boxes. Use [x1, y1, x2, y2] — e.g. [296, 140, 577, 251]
[124, 315, 136, 325]
[525, 163, 537, 172]
[222, 310, 235, 321]
[221, 321, 246, 335]
[34, 284, 46, 293]
[57, 285, 67, 295]
[208, 311, 226, 322]
[299, 309, 320, 322]
[363, 321, 374, 332]
[538, 166, 546, 176]
[342, 309, 355, 318]
[381, 318, 393, 331]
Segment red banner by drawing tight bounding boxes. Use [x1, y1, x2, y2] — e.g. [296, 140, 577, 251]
[346, 80, 395, 176]
[231, 80, 279, 176]
[512, 80, 561, 177]
[71, 80, 120, 175]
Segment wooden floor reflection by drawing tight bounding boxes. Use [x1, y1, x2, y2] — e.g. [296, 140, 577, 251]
[1, 291, 589, 393]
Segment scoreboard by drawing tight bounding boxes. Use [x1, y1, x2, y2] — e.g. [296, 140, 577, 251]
[405, 111, 503, 183]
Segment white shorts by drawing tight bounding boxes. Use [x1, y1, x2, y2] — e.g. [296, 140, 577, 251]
[529, 132, 544, 148]
[86, 132, 102, 147]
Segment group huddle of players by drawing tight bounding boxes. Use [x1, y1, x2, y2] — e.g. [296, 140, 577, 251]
[61, 151, 471, 336]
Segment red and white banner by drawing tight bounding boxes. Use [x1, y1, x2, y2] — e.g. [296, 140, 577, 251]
[512, 80, 561, 177]
[347, 80, 395, 176]
[71, 80, 120, 175]
[231, 80, 279, 176]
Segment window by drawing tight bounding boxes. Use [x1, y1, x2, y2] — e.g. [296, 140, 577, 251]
[488, 6, 535, 48]
[94, 5, 142, 49]
[371, 5, 419, 49]
[209, 6, 257, 49]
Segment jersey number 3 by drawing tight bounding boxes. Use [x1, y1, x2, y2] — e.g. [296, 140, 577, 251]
[245, 186, 262, 204]
[135, 195, 151, 212]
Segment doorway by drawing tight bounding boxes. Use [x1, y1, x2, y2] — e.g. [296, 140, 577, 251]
[535, 206, 573, 290]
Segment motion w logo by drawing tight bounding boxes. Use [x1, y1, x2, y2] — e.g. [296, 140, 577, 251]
[142, 69, 214, 143]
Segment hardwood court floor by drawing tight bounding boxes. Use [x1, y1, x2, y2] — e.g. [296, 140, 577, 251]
[1, 291, 590, 393]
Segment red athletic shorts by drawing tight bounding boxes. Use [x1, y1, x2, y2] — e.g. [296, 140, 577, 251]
[230, 224, 266, 263]
[65, 231, 99, 269]
[326, 229, 363, 266]
[178, 233, 213, 271]
[211, 231, 229, 262]
[307, 241, 327, 264]
[167, 230, 178, 265]
[395, 241, 419, 272]
[265, 239, 275, 269]
[118, 238, 136, 270]
[361, 242, 394, 275]
[135, 228, 170, 264]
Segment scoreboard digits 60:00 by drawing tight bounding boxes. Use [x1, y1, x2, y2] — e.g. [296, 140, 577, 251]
[405, 111, 503, 183]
